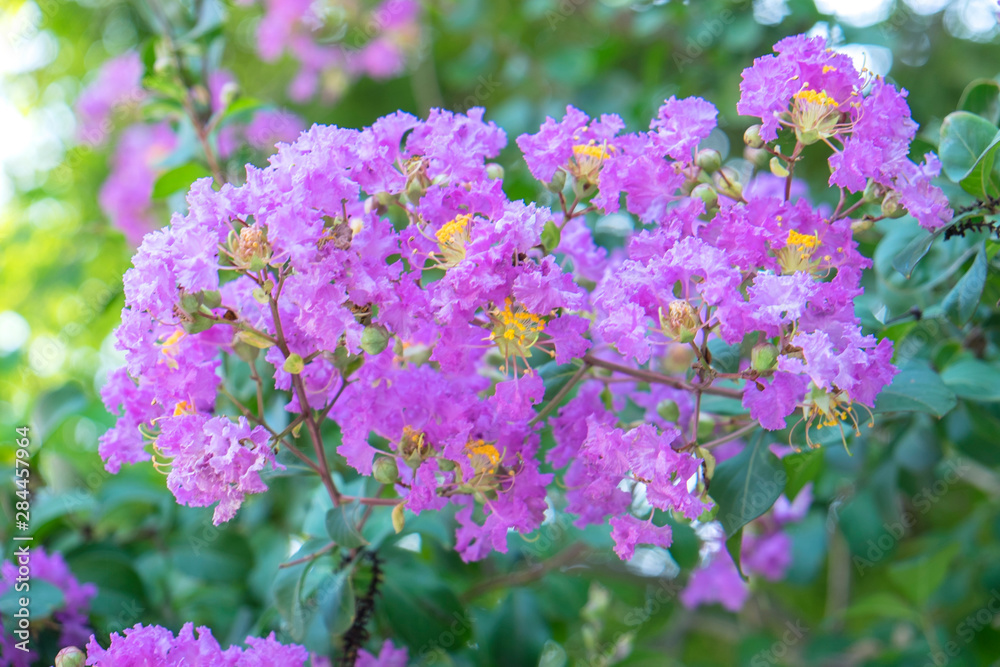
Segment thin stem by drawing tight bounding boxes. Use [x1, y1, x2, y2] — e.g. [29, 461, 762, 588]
[339, 496, 404, 507]
[459, 542, 588, 603]
[697, 421, 759, 450]
[582, 353, 743, 399]
[528, 362, 591, 426]
[279, 541, 335, 569]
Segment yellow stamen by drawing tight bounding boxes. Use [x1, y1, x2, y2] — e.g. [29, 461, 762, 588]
[793, 89, 838, 107]
[173, 400, 195, 417]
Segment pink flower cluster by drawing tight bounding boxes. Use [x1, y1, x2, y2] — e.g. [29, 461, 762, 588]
[240, 0, 422, 101]
[99, 35, 948, 565]
[0, 548, 97, 667]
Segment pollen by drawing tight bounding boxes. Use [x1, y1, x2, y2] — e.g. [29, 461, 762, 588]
[159, 329, 186, 368]
[466, 440, 501, 475]
[793, 89, 838, 107]
[572, 144, 611, 161]
[787, 229, 820, 249]
[493, 298, 545, 346]
[570, 141, 613, 184]
[173, 400, 196, 416]
[436, 213, 472, 245]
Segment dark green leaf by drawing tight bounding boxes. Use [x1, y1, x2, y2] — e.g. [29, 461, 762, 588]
[782, 448, 824, 501]
[325, 504, 368, 549]
[873, 364, 958, 417]
[318, 569, 355, 637]
[726, 527, 746, 580]
[711, 431, 784, 536]
[843, 592, 923, 623]
[941, 358, 1000, 402]
[958, 78, 1000, 125]
[959, 130, 1000, 199]
[484, 590, 549, 667]
[938, 111, 999, 183]
[152, 163, 213, 198]
[892, 222, 952, 279]
[887, 543, 961, 606]
[942, 245, 987, 325]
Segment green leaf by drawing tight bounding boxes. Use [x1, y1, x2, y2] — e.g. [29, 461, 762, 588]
[843, 592, 923, 624]
[0, 579, 64, 620]
[32, 382, 87, 440]
[711, 431, 784, 537]
[152, 163, 213, 198]
[541, 220, 561, 253]
[874, 364, 957, 417]
[318, 569, 356, 637]
[958, 78, 1000, 125]
[938, 111, 1000, 183]
[959, 129, 1000, 199]
[942, 245, 987, 325]
[782, 448, 824, 501]
[892, 223, 950, 279]
[325, 504, 368, 549]
[484, 590, 550, 667]
[379, 558, 471, 649]
[726, 527, 746, 580]
[887, 543, 961, 606]
[941, 358, 1000, 402]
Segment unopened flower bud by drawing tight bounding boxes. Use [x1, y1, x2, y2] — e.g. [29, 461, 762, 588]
[373, 456, 399, 484]
[744, 124, 765, 149]
[751, 343, 778, 371]
[400, 426, 429, 468]
[656, 400, 680, 423]
[360, 324, 391, 355]
[486, 163, 505, 180]
[55, 647, 86, 667]
[695, 148, 722, 173]
[546, 169, 567, 194]
[406, 177, 427, 202]
[881, 191, 907, 219]
[691, 183, 718, 210]
[713, 167, 743, 201]
[863, 179, 887, 204]
[438, 458, 457, 472]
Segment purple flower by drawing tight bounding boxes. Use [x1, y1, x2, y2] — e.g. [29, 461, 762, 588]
[84, 623, 309, 666]
[610, 515, 673, 560]
[650, 96, 718, 161]
[681, 550, 749, 612]
[356, 639, 409, 667]
[99, 122, 177, 245]
[1, 548, 96, 666]
[75, 52, 145, 145]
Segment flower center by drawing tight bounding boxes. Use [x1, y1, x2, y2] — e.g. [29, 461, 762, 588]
[490, 298, 546, 360]
[434, 213, 472, 267]
[790, 88, 841, 145]
[571, 142, 612, 184]
[466, 440, 501, 475]
[776, 229, 821, 275]
[659, 300, 701, 343]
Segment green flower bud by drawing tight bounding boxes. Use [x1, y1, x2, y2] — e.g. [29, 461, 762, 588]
[694, 148, 722, 173]
[546, 169, 567, 194]
[744, 124, 765, 149]
[438, 458, 457, 472]
[713, 167, 743, 201]
[373, 456, 400, 484]
[863, 179, 887, 204]
[360, 324, 391, 355]
[751, 343, 779, 372]
[55, 647, 86, 667]
[486, 163, 505, 180]
[881, 191, 907, 219]
[282, 353, 305, 375]
[691, 183, 718, 210]
[656, 400, 680, 423]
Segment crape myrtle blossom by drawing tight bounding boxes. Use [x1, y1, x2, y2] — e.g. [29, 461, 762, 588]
[74, 51, 145, 145]
[239, 0, 422, 101]
[737, 34, 951, 230]
[84, 623, 309, 666]
[0, 548, 97, 667]
[101, 34, 945, 570]
[98, 122, 177, 245]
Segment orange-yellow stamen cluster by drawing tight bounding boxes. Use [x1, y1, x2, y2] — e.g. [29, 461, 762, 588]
[159, 329, 186, 368]
[491, 298, 546, 354]
[793, 89, 838, 108]
[789, 87, 842, 145]
[434, 214, 472, 267]
[466, 440, 501, 475]
[173, 400, 196, 417]
[570, 142, 612, 184]
[777, 229, 822, 275]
